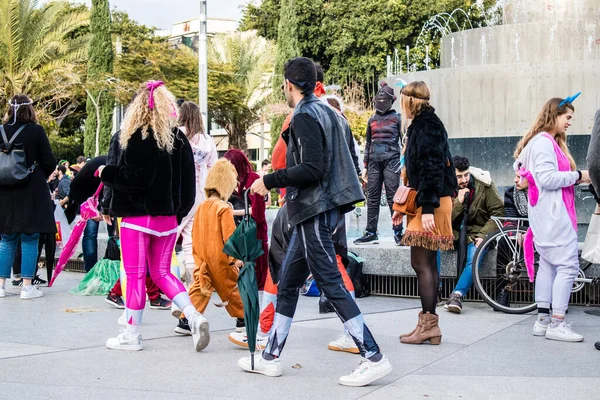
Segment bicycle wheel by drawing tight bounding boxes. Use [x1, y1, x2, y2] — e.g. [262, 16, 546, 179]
[472, 228, 538, 314]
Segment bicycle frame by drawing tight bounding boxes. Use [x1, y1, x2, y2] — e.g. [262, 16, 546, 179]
[490, 216, 596, 286]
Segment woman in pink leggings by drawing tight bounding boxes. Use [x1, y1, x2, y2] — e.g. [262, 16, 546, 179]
[98, 81, 209, 351]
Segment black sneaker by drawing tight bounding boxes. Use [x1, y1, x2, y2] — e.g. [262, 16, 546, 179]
[32, 275, 47, 286]
[319, 294, 335, 314]
[105, 293, 125, 309]
[12, 278, 23, 287]
[444, 292, 463, 314]
[494, 288, 510, 311]
[236, 318, 245, 333]
[354, 232, 379, 245]
[394, 231, 404, 246]
[150, 297, 172, 310]
[174, 317, 192, 335]
[595, 341, 600, 351]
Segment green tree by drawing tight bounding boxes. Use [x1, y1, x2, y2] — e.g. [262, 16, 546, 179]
[84, 0, 114, 157]
[112, 10, 198, 104]
[268, 0, 301, 150]
[208, 32, 275, 152]
[241, 0, 496, 104]
[0, 0, 90, 128]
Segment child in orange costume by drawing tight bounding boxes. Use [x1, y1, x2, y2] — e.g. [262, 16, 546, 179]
[178, 159, 245, 336]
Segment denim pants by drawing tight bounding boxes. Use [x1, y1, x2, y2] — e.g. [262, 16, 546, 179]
[83, 220, 99, 272]
[454, 243, 488, 296]
[0, 233, 40, 279]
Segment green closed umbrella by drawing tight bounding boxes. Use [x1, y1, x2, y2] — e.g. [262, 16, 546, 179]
[223, 189, 264, 369]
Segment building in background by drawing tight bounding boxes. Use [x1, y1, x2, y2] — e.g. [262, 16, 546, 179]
[168, 18, 271, 167]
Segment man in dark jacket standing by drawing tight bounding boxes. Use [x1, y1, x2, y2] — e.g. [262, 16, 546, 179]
[445, 156, 504, 313]
[243, 57, 392, 387]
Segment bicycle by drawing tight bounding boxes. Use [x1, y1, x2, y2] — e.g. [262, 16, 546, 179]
[472, 187, 599, 314]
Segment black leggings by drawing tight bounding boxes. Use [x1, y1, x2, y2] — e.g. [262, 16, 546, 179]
[411, 246, 439, 314]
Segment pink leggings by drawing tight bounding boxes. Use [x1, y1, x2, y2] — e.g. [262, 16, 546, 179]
[120, 226, 186, 319]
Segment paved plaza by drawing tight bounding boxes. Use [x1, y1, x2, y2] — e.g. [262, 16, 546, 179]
[1, 271, 600, 400]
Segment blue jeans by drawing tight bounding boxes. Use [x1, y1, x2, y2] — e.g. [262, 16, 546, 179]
[83, 220, 99, 272]
[454, 243, 487, 296]
[0, 233, 40, 279]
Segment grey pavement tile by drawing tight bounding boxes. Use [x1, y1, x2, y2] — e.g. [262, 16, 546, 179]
[3, 271, 600, 398]
[412, 320, 600, 378]
[360, 375, 600, 400]
[0, 342, 63, 359]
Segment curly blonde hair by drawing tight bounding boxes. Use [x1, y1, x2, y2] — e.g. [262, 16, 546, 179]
[120, 82, 179, 152]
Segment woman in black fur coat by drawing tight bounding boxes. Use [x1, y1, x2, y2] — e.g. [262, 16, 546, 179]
[393, 81, 457, 345]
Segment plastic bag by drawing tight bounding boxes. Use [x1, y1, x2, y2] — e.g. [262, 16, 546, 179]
[54, 200, 72, 256]
[69, 259, 120, 296]
[582, 213, 600, 264]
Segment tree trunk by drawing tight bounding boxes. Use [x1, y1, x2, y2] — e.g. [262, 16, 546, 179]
[228, 124, 248, 153]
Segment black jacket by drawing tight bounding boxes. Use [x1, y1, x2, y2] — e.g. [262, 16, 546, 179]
[65, 156, 107, 223]
[101, 132, 120, 215]
[0, 123, 56, 234]
[404, 107, 457, 214]
[364, 110, 402, 166]
[101, 128, 195, 224]
[264, 94, 365, 226]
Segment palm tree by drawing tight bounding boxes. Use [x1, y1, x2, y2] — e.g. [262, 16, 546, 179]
[0, 0, 89, 127]
[208, 31, 275, 152]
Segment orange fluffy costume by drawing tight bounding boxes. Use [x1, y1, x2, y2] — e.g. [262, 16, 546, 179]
[186, 159, 244, 319]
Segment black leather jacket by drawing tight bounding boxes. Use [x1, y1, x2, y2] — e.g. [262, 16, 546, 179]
[264, 94, 364, 226]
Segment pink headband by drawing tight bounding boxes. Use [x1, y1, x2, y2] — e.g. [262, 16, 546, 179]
[146, 80, 165, 109]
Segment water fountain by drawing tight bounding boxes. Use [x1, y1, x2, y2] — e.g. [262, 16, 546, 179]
[386, 0, 600, 222]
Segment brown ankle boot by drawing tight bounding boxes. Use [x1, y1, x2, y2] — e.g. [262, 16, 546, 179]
[399, 311, 422, 339]
[400, 312, 442, 345]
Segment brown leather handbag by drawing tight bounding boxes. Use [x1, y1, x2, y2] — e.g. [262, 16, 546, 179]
[392, 185, 418, 216]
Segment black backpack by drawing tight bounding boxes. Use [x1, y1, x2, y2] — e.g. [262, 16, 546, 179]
[105, 236, 121, 261]
[347, 251, 370, 298]
[0, 124, 37, 186]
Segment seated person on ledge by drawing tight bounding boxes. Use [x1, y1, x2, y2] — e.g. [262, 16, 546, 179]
[444, 156, 504, 314]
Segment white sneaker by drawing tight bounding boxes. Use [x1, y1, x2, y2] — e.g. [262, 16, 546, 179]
[117, 311, 127, 327]
[189, 312, 210, 351]
[238, 353, 282, 377]
[171, 303, 182, 319]
[545, 321, 584, 342]
[0, 286, 5, 298]
[20, 286, 43, 300]
[106, 331, 143, 351]
[228, 331, 267, 349]
[533, 320, 549, 336]
[339, 355, 393, 387]
[328, 332, 360, 354]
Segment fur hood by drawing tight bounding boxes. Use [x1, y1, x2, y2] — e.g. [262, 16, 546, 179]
[204, 158, 238, 201]
[469, 166, 492, 186]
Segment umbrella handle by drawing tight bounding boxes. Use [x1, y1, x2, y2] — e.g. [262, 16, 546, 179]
[93, 170, 104, 198]
[244, 189, 251, 221]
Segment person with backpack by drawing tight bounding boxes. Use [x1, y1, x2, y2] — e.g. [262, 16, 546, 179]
[0, 94, 56, 299]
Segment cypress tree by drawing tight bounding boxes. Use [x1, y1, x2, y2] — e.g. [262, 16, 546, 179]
[84, 0, 115, 156]
[270, 0, 299, 151]
[273, 0, 299, 97]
